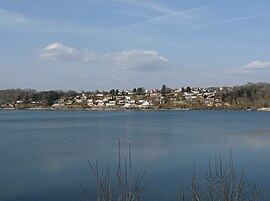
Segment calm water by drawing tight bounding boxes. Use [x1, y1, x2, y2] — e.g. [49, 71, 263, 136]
[1, 110, 270, 201]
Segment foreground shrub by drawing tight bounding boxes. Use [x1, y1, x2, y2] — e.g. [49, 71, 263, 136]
[79, 142, 147, 201]
[180, 155, 265, 201]
[79, 146, 265, 201]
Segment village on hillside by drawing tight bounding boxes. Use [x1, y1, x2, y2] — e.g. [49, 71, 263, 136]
[0, 86, 234, 110]
[1, 83, 270, 110]
[50, 86, 227, 109]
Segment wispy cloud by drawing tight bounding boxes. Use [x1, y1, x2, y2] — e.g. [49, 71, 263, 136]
[117, 6, 205, 30]
[39, 42, 169, 71]
[0, 8, 106, 36]
[184, 14, 263, 32]
[112, 0, 173, 14]
[0, 9, 30, 25]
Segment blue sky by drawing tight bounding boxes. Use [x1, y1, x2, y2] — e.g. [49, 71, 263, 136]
[1, 0, 270, 91]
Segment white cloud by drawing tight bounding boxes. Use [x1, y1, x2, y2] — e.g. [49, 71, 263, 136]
[240, 60, 270, 70]
[0, 9, 29, 25]
[82, 50, 100, 63]
[39, 43, 81, 61]
[227, 60, 270, 75]
[39, 42, 169, 70]
[105, 50, 168, 70]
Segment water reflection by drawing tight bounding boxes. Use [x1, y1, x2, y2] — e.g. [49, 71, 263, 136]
[0, 110, 270, 201]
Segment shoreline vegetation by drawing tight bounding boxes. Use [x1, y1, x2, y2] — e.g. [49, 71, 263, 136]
[1, 82, 270, 111]
[1, 107, 270, 111]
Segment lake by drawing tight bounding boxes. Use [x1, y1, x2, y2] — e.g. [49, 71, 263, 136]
[0, 110, 270, 201]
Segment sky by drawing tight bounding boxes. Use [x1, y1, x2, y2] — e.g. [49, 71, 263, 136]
[0, 0, 270, 91]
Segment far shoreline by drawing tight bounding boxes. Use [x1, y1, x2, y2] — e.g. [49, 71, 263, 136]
[1, 107, 270, 112]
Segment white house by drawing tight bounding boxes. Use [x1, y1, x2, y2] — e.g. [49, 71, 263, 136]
[87, 99, 94, 106]
[106, 101, 116, 107]
[140, 100, 150, 107]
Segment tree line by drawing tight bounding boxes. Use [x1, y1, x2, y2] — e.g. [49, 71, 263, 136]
[1, 82, 270, 108]
[0, 89, 78, 106]
[220, 82, 270, 109]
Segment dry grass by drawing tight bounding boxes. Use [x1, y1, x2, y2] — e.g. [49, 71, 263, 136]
[180, 154, 265, 201]
[78, 140, 147, 201]
[78, 145, 265, 201]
